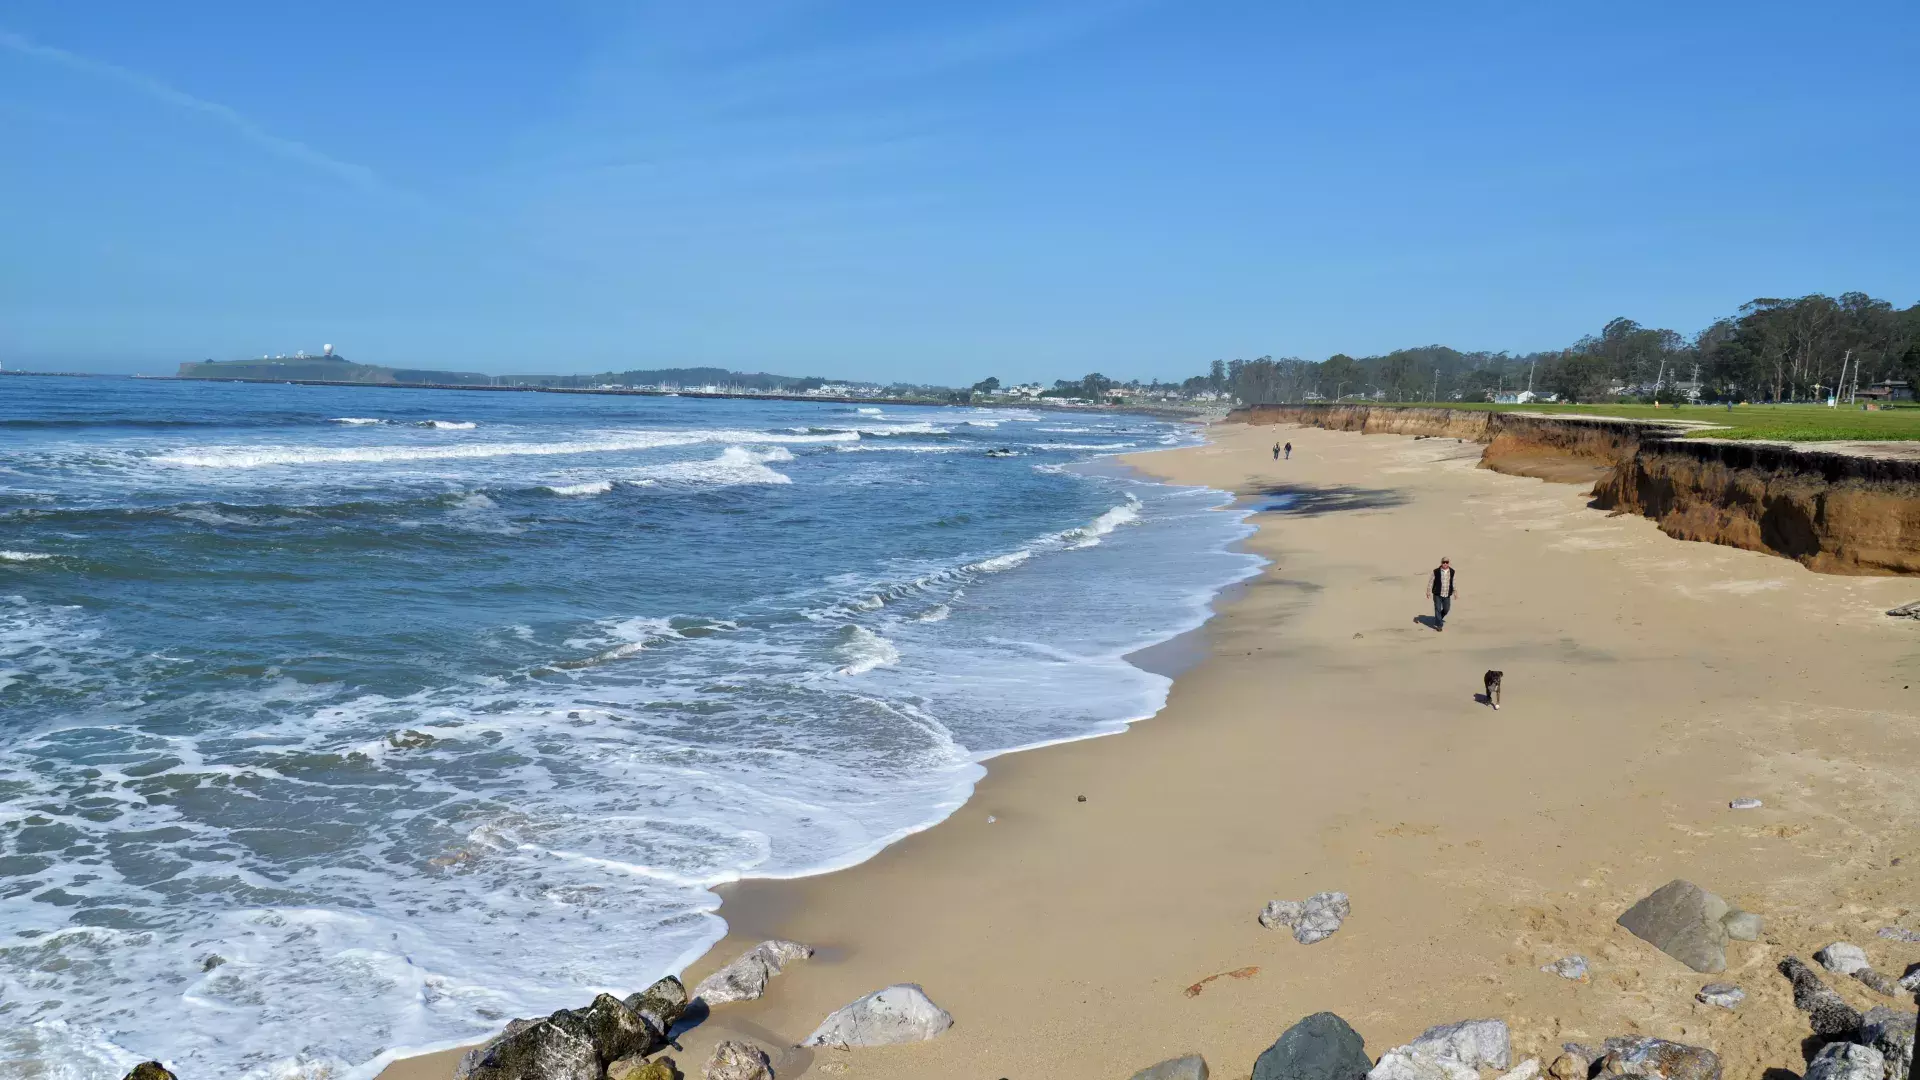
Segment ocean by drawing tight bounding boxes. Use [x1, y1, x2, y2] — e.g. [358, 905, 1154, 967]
[0, 378, 1258, 1079]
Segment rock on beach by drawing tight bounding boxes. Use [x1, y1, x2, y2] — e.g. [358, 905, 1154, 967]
[1253, 1012, 1372, 1080]
[1816, 942, 1870, 975]
[1804, 1042, 1886, 1080]
[1260, 891, 1351, 944]
[693, 941, 813, 1006]
[1860, 1006, 1917, 1080]
[1131, 1054, 1210, 1080]
[1778, 955, 1865, 1037]
[1540, 955, 1589, 981]
[801, 983, 952, 1048]
[703, 1041, 772, 1080]
[1695, 982, 1744, 1008]
[1616, 879, 1730, 973]
[1595, 1036, 1721, 1080]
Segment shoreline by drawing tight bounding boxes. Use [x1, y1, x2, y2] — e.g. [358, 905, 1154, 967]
[371, 438, 1259, 1080]
[384, 419, 1920, 1080]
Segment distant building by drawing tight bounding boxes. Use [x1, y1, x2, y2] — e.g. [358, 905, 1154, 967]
[1859, 380, 1915, 402]
[1490, 389, 1536, 404]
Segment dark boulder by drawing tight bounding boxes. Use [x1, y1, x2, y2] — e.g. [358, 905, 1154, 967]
[1252, 1012, 1371, 1080]
[123, 1065, 177, 1080]
[455, 1017, 600, 1080]
[1779, 955, 1866, 1038]
[457, 994, 666, 1080]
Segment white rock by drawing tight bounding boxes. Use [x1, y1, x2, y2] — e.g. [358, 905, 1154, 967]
[1295, 891, 1351, 944]
[1496, 1060, 1542, 1080]
[802, 983, 953, 1048]
[1259, 899, 1307, 930]
[1409, 1019, 1512, 1071]
[1540, 955, 1589, 981]
[1368, 1049, 1474, 1080]
[1729, 797, 1763, 810]
[1816, 942, 1871, 976]
[1696, 982, 1745, 1008]
[1805, 1041, 1886, 1080]
[693, 940, 814, 1006]
[1259, 892, 1349, 944]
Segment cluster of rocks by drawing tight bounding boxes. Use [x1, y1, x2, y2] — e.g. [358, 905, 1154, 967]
[1126, 1014, 1725, 1080]
[452, 977, 692, 1080]
[1778, 949, 1918, 1080]
[1260, 891, 1352, 944]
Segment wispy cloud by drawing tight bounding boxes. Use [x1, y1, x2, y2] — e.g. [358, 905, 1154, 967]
[0, 27, 381, 192]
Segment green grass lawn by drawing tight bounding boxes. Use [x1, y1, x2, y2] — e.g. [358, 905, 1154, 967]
[1367, 401, 1920, 441]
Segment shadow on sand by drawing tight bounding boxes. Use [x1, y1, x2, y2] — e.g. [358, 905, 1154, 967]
[1247, 483, 1409, 517]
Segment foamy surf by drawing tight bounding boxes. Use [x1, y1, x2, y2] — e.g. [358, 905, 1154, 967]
[153, 428, 853, 468]
[544, 480, 615, 497]
[836, 625, 901, 675]
[0, 550, 53, 562]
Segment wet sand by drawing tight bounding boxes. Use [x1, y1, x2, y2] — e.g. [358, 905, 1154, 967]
[384, 421, 1920, 1080]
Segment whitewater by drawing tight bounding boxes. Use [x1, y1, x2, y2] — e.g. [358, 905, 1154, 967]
[0, 379, 1257, 1079]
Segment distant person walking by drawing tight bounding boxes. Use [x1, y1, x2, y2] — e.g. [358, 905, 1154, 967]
[1426, 557, 1456, 631]
[1272, 442, 1281, 460]
[1284, 442, 1292, 460]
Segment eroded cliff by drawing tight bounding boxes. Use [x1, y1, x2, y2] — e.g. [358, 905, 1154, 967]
[1229, 403, 1920, 575]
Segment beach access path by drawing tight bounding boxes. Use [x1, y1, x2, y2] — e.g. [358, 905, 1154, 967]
[384, 420, 1920, 1080]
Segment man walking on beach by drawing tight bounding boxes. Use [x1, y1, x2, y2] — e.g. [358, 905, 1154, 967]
[1426, 557, 1456, 631]
[1273, 442, 1281, 460]
[1284, 442, 1292, 460]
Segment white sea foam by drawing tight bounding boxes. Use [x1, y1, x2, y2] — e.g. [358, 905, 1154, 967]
[1063, 497, 1142, 548]
[153, 429, 853, 468]
[842, 422, 950, 436]
[856, 407, 883, 415]
[419, 420, 477, 430]
[628, 447, 793, 487]
[0, 550, 53, 562]
[329, 417, 386, 425]
[835, 625, 900, 675]
[544, 480, 615, 497]
[968, 550, 1033, 573]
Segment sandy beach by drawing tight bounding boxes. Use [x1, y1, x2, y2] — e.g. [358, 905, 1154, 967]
[386, 419, 1920, 1080]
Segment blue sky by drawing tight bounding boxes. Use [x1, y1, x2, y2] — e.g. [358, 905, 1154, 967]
[2, 1, 1915, 383]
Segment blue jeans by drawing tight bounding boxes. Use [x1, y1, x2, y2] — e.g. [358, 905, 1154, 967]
[1433, 595, 1452, 626]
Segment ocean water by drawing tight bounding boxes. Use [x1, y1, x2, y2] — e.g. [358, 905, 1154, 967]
[0, 378, 1258, 1079]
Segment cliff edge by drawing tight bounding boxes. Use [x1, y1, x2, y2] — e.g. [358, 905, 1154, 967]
[1230, 403, 1920, 575]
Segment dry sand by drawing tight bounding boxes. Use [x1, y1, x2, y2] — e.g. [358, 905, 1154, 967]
[384, 420, 1920, 1080]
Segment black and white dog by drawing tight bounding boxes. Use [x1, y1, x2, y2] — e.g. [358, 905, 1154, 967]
[1484, 670, 1503, 710]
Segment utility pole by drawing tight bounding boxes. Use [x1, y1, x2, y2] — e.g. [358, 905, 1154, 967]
[1526, 358, 1536, 393]
[1432, 368, 1440, 402]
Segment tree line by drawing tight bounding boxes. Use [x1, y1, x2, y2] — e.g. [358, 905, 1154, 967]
[1194, 291, 1920, 406]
